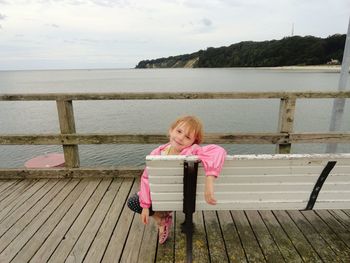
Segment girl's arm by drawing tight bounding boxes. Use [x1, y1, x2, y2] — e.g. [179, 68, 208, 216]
[139, 169, 152, 209]
[205, 175, 217, 205]
[190, 144, 227, 205]
[192, 144, 227, 177]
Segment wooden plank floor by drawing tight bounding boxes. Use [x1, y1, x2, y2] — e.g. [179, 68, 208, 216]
[0, 178, 349, 263]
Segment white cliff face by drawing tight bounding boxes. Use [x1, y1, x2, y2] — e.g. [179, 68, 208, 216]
[184, 57, 199, 68]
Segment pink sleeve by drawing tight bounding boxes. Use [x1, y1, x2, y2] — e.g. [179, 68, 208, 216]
[192, 144, 227, 177]
[139, 169, 151, 208]
[138, 146, 162, 209]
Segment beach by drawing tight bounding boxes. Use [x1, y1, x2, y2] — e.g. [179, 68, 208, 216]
[266, 65, 342, 72]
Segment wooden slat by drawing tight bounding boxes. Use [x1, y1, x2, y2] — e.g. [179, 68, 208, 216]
[152, 193, 309, 203]
[192, 211, 210, 263]
[66, 178, 123, 262]
[314, 210, 350, 248]
[151, 183, 350, 193]
[245, 210, 285, 262]
[290, 133, 350, 143]
[174, 212, 186, 262]
[204, 211, 229, 262]
[1, 179, 84, 263]
[82, 178, 132, 262]
[48, 179, 112, 262]
[259, 210, 303, 262]
[0, 167, 142, 179]
[120, 209, 146, 263]
[150, 174, 349, 184]
[0, 180, 34, 203]
[287, 210, 343, 262]
[328, 210, 350, 229]
[150, 166, 327, 176]
[217, 210, 247, 262]
[301, 210, 350, 261]
[151, 191, 350, 202]
[231, 211, 266, 262]
[343, 210, 350, 217]
[0, 180, 49, 221]
[0, 132, 290, 145]
[272, 210, 321, 262]
[102, 180, 138, 262]
[174, 211, 210, 263]
[29, 179, 101, 262]
[0, 181, 24, 200]
[0, 180, 67, 241]
[0, 180, 60, 234]
[0, 180, 18, 195]
[137, 212, 158, 263]
[0, 178, 349, 262]
[1, 132, 350, 145]
[1, 91, 350, 101]
[152, 201, 310, 211]
[0, 180, 41, 217]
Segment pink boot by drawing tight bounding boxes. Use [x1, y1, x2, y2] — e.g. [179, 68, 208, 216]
[158, 213, 173, 244]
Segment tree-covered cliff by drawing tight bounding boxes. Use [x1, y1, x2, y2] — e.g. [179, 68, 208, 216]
[135, 34, 345, 68]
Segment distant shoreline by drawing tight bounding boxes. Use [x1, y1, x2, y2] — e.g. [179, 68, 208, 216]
[259, 65, 341, 73]
[0, 65, 343, 73]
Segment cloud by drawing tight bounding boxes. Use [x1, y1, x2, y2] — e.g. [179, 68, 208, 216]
[0, 0, 349, 70]
[44, 0, 131, 7]
[90, 0, 130, 7]
[46, 23, 60, 28]
[201, 18, 212, 27]
[182, 18, 214, 34]
[183, 0, 243, 9]
[0, 13, 5, 29]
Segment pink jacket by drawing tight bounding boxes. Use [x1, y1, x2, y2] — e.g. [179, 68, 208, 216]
[138, 143, 227, 209]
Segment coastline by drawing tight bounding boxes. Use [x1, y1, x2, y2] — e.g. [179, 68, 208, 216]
[260, 65, 341, 73]
[0, 65, 343, 73]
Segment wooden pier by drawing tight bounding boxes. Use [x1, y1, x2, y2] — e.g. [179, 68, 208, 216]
[0, 178, 349, 263]
[0, 91, 350, 262]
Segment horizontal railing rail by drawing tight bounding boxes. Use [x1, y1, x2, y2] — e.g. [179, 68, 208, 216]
[0, 91, 349, 178]
[1, 132, 350, 145]
[1, 91, 350, 101]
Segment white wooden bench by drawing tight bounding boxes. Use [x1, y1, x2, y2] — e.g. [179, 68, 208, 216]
[146, 153, 350, 262]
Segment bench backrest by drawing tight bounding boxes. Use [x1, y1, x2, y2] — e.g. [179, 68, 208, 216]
[146, 154, 350, 211]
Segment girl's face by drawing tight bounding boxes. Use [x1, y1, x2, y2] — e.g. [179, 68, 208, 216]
[169, 122, 196, 153]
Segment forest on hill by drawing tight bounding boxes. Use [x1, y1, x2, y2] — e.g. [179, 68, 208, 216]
[135, 34, 345, 68]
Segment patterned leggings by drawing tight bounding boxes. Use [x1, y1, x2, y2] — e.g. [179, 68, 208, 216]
[127, 193, 155, 216]
[127, 193, 171, 219]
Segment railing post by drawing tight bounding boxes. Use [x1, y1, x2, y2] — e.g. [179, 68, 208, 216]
[277, 97, 296, 154]
[56, 100, 80, 168]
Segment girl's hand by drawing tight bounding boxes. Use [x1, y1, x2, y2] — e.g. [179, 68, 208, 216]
[141, 208, 150, 224]
[205, 175, 217, 205]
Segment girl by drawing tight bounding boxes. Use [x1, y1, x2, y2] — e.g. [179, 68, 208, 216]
[127, 115, 227, 244]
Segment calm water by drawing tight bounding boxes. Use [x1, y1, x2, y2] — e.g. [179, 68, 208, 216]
[0, 68, 349, 168]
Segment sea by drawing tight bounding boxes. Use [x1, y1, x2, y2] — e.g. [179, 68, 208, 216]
[0, 68, 349, 168]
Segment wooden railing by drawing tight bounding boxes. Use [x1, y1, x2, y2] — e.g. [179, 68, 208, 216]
[0, 91, 350, 178]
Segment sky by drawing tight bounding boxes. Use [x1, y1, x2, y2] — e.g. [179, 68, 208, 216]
[0, 0, 349, 70]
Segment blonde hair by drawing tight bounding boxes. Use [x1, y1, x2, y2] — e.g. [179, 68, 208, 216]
[169, 115, 204, 144]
